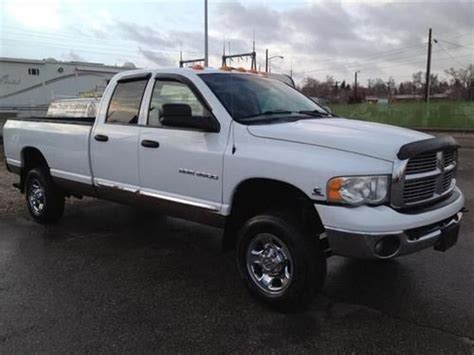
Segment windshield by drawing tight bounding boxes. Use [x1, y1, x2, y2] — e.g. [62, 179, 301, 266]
[199, 73, 329, 124]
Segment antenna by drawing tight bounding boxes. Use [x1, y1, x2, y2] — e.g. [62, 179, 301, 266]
[204, 0, 209, 67]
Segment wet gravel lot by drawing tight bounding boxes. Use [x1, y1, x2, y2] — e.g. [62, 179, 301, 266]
[0, 139, 473, 353]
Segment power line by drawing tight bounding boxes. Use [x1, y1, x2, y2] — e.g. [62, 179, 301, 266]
[435, 38, 474, 50]
[0, 39, 178, 64]
[434, 40, 471, 68]
[295, 46, 472, 76]
[373, 52, 472, 71]
[443, 31, 474, 40]
[292, 52, 472, 80]
[297, 45, 427, 75]
[1, 26, 201, 56]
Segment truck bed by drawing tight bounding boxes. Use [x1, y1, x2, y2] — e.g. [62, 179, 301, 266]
[3, 118, 94, 186]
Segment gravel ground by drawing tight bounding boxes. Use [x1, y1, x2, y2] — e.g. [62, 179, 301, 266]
[0, 136, 473, 353]
[0, 146, 473, 353]
[0, 147, 25, 215]
[0, 146, 93, 215]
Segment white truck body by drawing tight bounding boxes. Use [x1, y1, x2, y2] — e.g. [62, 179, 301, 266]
[3, 67, 465, 308]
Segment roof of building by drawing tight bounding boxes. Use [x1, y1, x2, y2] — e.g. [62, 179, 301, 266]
[0, 56, 130, 70]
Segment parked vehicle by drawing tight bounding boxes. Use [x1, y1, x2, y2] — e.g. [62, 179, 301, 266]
[3, 68, 465, 310]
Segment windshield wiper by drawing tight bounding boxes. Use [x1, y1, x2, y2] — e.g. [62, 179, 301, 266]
[262, 110, 295, 115]
[240, 110, 296, 121]
[241, 109, 330, 124]
[297, 110, 332, 117]
[245, 116, 300, 125]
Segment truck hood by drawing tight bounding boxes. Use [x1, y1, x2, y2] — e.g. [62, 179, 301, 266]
[247, 118, 432, 161]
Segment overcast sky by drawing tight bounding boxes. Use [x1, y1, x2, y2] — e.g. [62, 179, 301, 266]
[0, 0, 472, 84]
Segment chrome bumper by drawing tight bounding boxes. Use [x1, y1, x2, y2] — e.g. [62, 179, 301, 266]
[326, 211, 463, 259]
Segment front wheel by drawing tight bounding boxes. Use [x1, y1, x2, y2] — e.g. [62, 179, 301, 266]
[237, 213, 326, 312]
[25, 168, 65, 224]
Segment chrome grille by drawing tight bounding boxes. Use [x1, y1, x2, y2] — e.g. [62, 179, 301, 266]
[391, 149, 457, 208]
[444, 150, 456, 166]
[403, 176, 437, 203]
[405, 152, 437, 174]
[442, 170, 455, 190]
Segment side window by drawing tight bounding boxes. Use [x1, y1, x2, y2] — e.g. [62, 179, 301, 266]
[28, 68, 40, 76]
[106, 79, 148, 125]
[148, 80, 208, 127]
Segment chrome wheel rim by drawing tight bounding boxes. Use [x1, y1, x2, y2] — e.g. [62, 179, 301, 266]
[246, 233, 293, 296]
[28, 179, 45, 215]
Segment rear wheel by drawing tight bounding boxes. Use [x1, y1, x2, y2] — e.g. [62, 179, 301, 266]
[237, 212, 326, 312]
[25, 168, 65, 224]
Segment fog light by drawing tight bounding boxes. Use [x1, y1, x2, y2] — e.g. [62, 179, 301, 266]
[374, 235, 401, 258]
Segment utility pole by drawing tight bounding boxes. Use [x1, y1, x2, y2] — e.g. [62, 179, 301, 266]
[424, 28, 432, 103]
[251, 30, 257, 71]
[386, 81, 392, 103]
[469, 68, 473, 102]
[265, 49, 269, 73]
[354, 70, 360, 102]
[204, 0, 209, 67]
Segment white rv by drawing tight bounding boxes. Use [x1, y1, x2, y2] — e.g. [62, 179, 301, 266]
[0, 57, 131, 118]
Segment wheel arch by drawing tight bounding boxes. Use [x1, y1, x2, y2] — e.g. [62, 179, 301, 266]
[222, 178, 325, 251]
[19, 147, 50, 192]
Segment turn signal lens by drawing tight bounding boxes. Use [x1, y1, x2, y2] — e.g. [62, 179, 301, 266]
[327, 178, 343, 202]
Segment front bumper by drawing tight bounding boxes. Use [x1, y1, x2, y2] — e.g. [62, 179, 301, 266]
[315, 188, 465, 259]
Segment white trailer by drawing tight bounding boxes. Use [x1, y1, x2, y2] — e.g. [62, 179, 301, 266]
[0, 57, 131, 118]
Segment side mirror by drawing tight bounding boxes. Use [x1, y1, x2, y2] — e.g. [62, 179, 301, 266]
[160, 104, 219, 132]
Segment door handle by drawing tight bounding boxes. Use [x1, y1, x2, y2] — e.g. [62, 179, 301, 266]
[94, 134, 109, 142]
[141, 140, 160, 148]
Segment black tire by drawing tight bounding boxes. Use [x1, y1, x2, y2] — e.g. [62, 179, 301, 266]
[25, 168, 65, 224]
[237, 212, 326, 312]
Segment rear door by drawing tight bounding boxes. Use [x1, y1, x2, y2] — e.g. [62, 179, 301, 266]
[138, 75, 226, 214]
[91, 74, 150, 197]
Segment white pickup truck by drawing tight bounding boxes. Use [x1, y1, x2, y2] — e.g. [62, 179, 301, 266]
[3, 68, 465, 310]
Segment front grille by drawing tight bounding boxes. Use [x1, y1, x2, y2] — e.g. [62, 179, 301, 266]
[392, 148, 457, 208]
[442, 170, 455, 190]
[403, 176, 437, 203]
[444, 150, 456, 166]
[405, 152, 437, 174]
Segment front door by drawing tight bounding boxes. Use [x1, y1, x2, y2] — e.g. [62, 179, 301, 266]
[138, 77, 226, 214]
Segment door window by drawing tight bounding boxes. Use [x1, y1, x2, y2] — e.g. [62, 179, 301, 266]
[106, 79, 148, 125]
[148, 80, 208, 127]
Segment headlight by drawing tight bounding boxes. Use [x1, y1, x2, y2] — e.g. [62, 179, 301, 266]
[327, 175, 390, 206]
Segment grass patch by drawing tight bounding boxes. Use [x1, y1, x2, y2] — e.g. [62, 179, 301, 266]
[329, 101, 474, 130]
